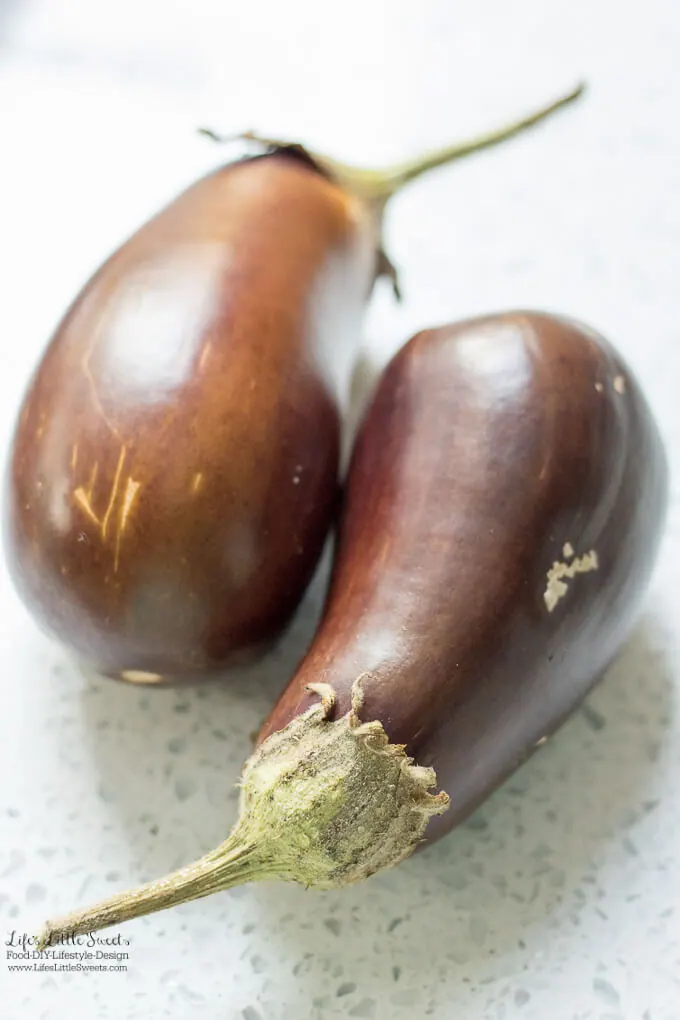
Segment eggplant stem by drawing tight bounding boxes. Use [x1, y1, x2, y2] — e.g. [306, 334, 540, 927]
[38, 682, 448, 945]
[199, 82, 585, 205]
[37, 835, 267, 948]
[371, 82, 585, 197]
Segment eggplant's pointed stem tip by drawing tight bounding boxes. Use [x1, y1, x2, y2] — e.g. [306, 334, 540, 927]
[30, 830, 266, 943]
[197, 127, 253, 143]
[197, 126, 223, 142]
[560, 80, 587, 107]
[197, 127, 270, 146]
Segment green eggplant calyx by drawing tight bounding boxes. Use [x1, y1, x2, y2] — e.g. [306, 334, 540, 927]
[38, 679, 448, 946]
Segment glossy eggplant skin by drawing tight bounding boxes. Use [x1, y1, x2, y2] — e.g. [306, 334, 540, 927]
[5, 152, 377, 683]
[260, 312, 667, 842]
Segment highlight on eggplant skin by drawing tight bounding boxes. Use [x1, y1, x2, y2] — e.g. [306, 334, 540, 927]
[261, 310, 668, 842]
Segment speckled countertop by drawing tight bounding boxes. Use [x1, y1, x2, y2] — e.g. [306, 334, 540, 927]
[1, 2, 679, 1018]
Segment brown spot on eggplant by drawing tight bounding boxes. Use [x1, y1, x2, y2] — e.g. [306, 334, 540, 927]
[261, 311, 667, 842]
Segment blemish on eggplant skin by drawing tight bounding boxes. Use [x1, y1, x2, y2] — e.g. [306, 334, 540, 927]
[121, 669, 164, 685]
[543, 549, 599, 612]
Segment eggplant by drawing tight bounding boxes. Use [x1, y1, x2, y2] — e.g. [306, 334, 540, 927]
[38, 309, 666, 944]
[4, 88, 583, 686]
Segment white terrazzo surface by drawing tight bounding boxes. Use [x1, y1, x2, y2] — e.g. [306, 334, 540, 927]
[1, 2, 679, 1017]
